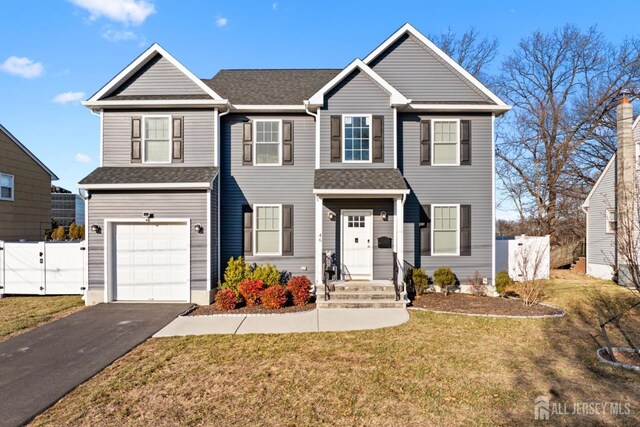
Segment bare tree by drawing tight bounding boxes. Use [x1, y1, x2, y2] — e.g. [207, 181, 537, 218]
[495, 25, 640, 246]
[429, 27, 498, 81]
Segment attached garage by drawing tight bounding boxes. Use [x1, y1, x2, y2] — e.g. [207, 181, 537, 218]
[109, 221, 190, 302]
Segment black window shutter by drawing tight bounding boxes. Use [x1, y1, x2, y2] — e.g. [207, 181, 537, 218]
[330, 115, 341, 162]
[172, 116, 184, 163]
[460, 120, 471, 166]
[282, 205, 294, 256]
[420, 120, 431, 165]
[243, 205, 253, 256]
[131, 117, 142, 163]
[282, 121, 294, 165]
[420, 204, 431, 256]
[372, 115, 384, 163]
[242, 122, 253, 165]
[460, 204, 471, 256]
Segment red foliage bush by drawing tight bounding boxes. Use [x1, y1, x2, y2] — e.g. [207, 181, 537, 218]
[287, 276, 312, 306]
[238, 279, 266, 307]
[214, 288, 237, 311]
[261, 284, 288, 309]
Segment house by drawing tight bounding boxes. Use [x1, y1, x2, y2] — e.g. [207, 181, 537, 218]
[582, 96, 639, 282]
[51, 186, 85, 227]
[78, 23, 510, 305]
[0, 124, 58, 241]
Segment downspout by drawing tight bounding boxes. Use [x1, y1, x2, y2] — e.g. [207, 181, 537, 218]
[304, 101, 321, 290]
[215, 103, 231, 289]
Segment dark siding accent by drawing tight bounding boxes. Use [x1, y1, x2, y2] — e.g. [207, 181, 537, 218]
[372, 115, 384, 163]
[282, 205, 293, 256]
[172, 116, 184, 163]
[242, 121, 253, 165]
[461, 120, 471, 166]
[131, 117, 142, 163]
[243, 205, 253, 256]
[330, 116, 341, 162]
[420, 120, 430, 165]
[282, 120, 294, 165]
[460, 204, 471, 256]
[420, 204, 431, 255]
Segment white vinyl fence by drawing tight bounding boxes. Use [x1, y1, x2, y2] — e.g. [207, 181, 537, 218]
[0, 240, 85, 296]
[496, 235, 550, 282]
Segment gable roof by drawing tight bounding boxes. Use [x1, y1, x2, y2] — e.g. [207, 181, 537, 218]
[204, 69, 340, 106]
[363, 23, 508, 108]
[0, 124, 57, 180]
[582, 155, 615, 209]
[306, 59, 409, 107]
[84, 43, 227, 108]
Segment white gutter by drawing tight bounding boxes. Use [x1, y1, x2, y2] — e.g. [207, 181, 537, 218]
[304, 102, 320, 169]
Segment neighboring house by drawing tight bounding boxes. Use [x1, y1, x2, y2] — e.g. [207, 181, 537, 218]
[0, 124, 58, 241]
[79, 23, 510, 305]
[582, 97, 639, 282]
[51, 186, 85, 227]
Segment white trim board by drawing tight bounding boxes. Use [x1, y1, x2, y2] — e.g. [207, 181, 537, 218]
[582, 155, 615, 209]
[363, 23, 509, 108]
[313, 189, 409, 195]
[0, 124, 58, 180]
[83, 100, 228, 109]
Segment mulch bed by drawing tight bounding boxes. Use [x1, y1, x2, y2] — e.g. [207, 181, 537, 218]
[602, 349, 640, 366]
[189, 302, 316, 316]
[410, 293, 564, 317]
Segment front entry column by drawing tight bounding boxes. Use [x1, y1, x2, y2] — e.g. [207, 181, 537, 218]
[315, 195, 323, 286]
[395, 196, 404, 272]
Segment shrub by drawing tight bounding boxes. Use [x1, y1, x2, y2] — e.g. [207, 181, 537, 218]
[495, 271, 513, 295]
[287, 276, 312, 306]
[51, 226, 66, 241]
[222, 257, 251, 295]
[261, 284, 288, 309]
[517, 280, 545, 306]
[433, 267, 456, 295]
[467, 271, 488, 296]
[250, 263, 281, 286]
[214, 289, 237, 311]
[412, 268, 431, 296]
[238, 279, 266, 307]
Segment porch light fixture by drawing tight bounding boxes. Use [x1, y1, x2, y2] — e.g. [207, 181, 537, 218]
[328, 212, 336, 221]
[90, 224, 101, 234]
[380, 211, 388, 221]
[194, 223, 204, 233]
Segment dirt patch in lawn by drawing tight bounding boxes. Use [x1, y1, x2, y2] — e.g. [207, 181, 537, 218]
[411, 293, 564, 317]
[189, 302, 316, 316]
[602, 349, 640, 366]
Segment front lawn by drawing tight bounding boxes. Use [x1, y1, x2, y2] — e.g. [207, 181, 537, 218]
[32, 272, 639, 426]
[0, 295, 84, 342]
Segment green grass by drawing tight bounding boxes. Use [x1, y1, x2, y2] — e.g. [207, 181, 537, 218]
[32, 272, 640, 426]
[0, 295, 84, 342]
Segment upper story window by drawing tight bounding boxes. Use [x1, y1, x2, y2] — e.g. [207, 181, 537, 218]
[433, 204, 459, 255]
[605, 209, 616, 234]
[0, 173, 14, 201]
[432, 119, 459, 166]
[144, 116, 171, 163]
[343, 115, 371, 163]
[254, 120, 281, 166]
[254, 204, 281, 255]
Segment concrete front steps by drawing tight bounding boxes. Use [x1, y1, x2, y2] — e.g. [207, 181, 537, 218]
[316, 280, 407, 309]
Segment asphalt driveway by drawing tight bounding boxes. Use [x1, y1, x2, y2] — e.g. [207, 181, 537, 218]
[0, 303, 191, 427]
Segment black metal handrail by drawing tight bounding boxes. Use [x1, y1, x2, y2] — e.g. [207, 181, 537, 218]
[403, 259, 415, 300]
[392, 252, 401, 301]
[322, 252, 335, 301]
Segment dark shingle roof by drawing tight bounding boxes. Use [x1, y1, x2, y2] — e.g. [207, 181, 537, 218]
[79, 167, 218, 185]
[203, 69, 341, 105]
[314, 169, 408, 191]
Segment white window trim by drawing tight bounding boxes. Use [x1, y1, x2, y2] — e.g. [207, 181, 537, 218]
[142, 115, 172, 164]
[431, 204, 460, 256]
[342, 114, 373, 164]
[431, 118, 461, 166]
[253, 204, 283, 256]
[253, 119, 283, 167]
[605, 209, 616, 234]
[0, 173, 14, 202]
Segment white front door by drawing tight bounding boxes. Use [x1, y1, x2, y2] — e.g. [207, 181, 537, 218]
[341, 210, 373, 280]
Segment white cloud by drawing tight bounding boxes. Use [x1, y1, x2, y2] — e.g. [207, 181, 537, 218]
[0, 56, 44, 78]
[215, 16, 228, 27]
[52, 91, 86, 104]
[74, 153, 92, 164]
[272, 2, 278, 10]
[68, 0, 155, 25]
[102, 26, 137, 42]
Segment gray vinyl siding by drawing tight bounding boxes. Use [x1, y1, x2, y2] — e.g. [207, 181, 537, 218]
[220, 114, 315, 280]
[370, 34, 491, 103]
[211, 176, 219, 287]
[319, 69, 394, 168]
[87, 190, 208, 292]
[586, 158, 616, 267]
[111, 54, 207, 97]
[323, 199, 395, 281]
[102, 109, 216, 167]
[400, 113, 493, 283]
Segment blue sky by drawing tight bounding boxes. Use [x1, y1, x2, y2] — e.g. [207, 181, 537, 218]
[0, 0, 634, 219]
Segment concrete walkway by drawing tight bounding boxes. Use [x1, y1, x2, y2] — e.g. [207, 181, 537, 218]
[153, 308, 409, 337]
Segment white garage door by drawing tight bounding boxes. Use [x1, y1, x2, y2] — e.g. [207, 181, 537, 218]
[113, 222, 189, 301]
